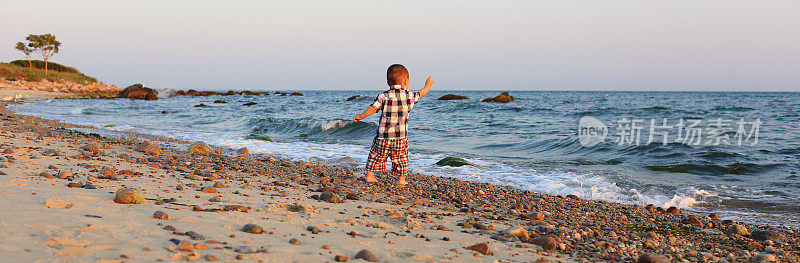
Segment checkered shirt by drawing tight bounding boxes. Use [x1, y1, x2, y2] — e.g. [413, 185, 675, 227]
[370, 85, 421, 139]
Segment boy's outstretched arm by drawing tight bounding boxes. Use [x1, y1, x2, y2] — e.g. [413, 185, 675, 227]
[353, 106, 377, 122]
[417, 76, 434, 99]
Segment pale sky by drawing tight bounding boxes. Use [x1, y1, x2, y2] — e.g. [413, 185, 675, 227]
[1, 0, 798, 91]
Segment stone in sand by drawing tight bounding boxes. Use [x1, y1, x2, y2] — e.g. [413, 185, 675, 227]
[209, 196, 221, 202]
[236, 147, 250, 155]
[685, 215, 702, 227]
[289, 238, 301, 245]
[45, 198, 73, 208]
[319, 191, 342, 203]
[666, 206, 680, 213]
[725, 224, 749, 236]
[530, 236, 556, 251]
[82, 145, 99, 152]
[335, 255, 349, 262]
[750, 229, 786, 242]
[754, 253, 777, 262]
[637, 253, 669, 263]
[466, 243, 491, 255]
[114, 188, 145, 204]
[134, 141, 163, 155]
[201, 187, 218, 193]
[188, 142, 213, 154]
[177, 241, 194, 251]
[241, 224, 264, 234]
[502, 226, 529, 242]
[354, 249, 378, 262]
[153, 210, 169, 220]
[38, 172, 56, 179]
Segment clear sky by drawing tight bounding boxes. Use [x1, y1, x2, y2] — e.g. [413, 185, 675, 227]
[2, 0, 798, 91]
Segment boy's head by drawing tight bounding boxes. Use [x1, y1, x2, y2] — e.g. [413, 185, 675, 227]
[387, 64, 409, 87]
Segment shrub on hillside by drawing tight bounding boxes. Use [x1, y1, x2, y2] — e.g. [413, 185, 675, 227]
[10, 60, 80, 74]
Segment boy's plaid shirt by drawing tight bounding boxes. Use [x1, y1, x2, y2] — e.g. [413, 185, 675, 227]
[370, 85, 421, 139]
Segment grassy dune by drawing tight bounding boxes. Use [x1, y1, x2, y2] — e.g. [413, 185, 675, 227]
[0, 62, 98, 84]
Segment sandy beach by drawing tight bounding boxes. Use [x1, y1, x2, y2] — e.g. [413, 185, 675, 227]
[0, 93, 797, 263]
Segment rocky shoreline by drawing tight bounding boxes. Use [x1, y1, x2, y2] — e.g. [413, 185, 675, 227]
[0, 78, 121, 95]
[0, 99, 797, 262]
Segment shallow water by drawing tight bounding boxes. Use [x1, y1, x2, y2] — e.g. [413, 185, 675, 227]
[13, 90, 800, 226]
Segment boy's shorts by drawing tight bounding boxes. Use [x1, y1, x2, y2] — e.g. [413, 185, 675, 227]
[365, 138, 409, 176]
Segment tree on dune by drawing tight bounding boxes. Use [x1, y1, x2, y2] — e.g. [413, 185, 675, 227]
[26, 34, 61, 76]
[14, 41, 34, 68]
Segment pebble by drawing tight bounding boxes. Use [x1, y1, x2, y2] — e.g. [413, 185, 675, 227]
[354, 249, 379, 262]
[209, 196, 221, 202]
[201, 187, 218, 193]
[205, 255, 219, 261]
[241, 224, 264, 234]
[153, 210, 169, 220]
[38, 172, 55, 179]
[334, 255, 348, 262]
[289, 238, 301, 245]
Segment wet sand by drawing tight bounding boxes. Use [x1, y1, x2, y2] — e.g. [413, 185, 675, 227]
[0, 99, 796, 262]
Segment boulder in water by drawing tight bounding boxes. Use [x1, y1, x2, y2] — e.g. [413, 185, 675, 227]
[243, 102, 257, 106]
[346, 95, 362, 101]
[481, 92, 515, 103]
[116, 84, 158, 100]
[194, 103, 210, 107]
[213, 100, 227, 103]
[438, 94, 468, 100]
[290, 92, 303, 96]
[435, 157, 471, 167]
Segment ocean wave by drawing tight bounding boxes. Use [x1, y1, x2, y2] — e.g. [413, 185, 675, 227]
[249, 117, 377, 139]
[645, 162, 780, 176]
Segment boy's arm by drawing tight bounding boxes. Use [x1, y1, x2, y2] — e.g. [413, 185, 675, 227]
[353, 106, 377, 122]
[417, 76, 434, 99]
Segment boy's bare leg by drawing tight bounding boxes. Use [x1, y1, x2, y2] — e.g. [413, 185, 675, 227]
[364, 171, 378, 183]
[395, 175, 408, 186]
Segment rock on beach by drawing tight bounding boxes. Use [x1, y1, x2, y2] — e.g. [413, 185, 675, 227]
[114, 188, 145, 204]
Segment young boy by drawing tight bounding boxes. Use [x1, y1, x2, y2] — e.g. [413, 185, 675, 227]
[353, 64, 434, 186]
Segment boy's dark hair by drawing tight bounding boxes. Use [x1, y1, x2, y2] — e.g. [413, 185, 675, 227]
[387, 64, 409, 86]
